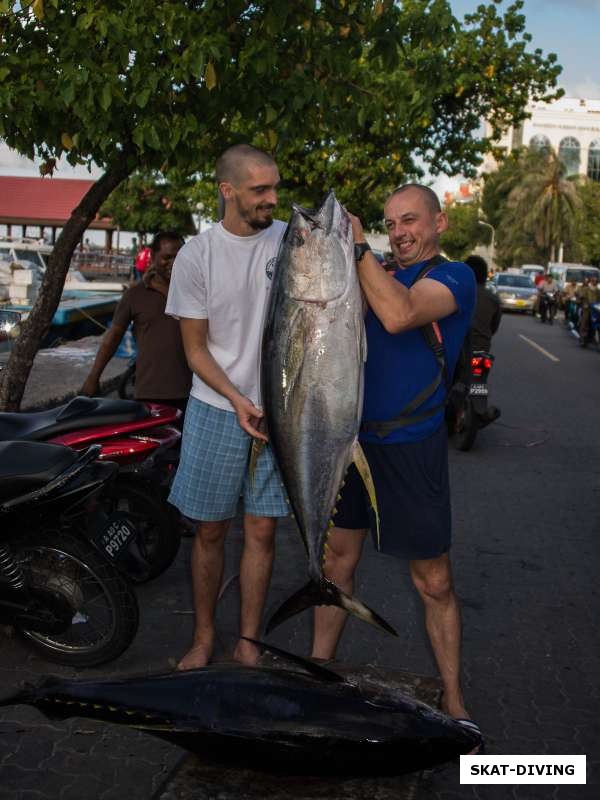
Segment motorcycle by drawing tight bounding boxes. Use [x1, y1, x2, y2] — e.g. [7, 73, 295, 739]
[567, 301, 600, 349]
[0, 440, 139, 666]
[447, 351, 500, 452]
[0, 396, 182, 584]
[539, 290, 557, 324]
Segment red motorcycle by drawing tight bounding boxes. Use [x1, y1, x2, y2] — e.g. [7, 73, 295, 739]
[0, 396, 182, 583]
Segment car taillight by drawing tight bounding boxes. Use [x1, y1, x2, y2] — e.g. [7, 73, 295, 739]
[483, 358, 493, 370]
[471, 356, 483, 376]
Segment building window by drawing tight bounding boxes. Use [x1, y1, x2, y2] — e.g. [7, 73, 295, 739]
[529, 134, 551, 152]
[588, 139, 600, 182]
[558, 136, 580, 176]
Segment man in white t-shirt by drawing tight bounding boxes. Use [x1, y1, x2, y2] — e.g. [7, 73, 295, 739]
[166, 144, 289, 670]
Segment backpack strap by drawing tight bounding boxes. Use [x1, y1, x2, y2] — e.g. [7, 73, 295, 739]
[361, 255, 450, 439]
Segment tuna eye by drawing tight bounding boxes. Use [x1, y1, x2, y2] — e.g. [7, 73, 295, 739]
[291, 231, 304, 248]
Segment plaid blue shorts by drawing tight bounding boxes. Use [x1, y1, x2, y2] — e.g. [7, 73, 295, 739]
[168, 396, 290, 521]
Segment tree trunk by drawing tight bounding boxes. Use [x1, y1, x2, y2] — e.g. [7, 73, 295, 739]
[0, 161, 133, 411]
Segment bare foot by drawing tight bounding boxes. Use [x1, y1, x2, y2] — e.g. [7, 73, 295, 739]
[232, 637, 260, 666]
[176, 642, 212, 671]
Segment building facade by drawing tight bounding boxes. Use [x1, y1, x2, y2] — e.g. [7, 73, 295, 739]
[482, 96, 600, 180]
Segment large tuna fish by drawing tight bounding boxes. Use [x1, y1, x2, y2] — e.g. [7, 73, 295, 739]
[261, 191, 394, 636]
[0, 642, 480, 775]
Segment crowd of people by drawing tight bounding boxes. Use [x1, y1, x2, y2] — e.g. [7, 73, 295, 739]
[83, 144, 487, 753]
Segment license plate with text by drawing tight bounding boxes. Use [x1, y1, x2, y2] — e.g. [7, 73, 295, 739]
[470, 383, 489, 396]
[94, 514, 136, 561]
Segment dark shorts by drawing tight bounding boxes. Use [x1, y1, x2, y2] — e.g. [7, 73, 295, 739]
[334, 423, 451, 560]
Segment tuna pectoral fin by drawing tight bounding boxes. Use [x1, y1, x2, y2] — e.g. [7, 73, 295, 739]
[266, 578, 397, 637]
[352, 441, 381, 550]
[248, 440, 265, 491]
[241, 637, 344, 683]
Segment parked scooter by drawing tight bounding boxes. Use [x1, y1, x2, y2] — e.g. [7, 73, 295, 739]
[0, 396, 182, 583]
[0, 441, 139, 666]
[539, 290, 557, 324]
[447, 351, 500, 451]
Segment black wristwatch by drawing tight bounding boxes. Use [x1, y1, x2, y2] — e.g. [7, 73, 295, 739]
[354, 242, 371, 262]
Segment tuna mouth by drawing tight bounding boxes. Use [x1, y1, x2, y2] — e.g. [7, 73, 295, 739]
[292, 203, 323, 230]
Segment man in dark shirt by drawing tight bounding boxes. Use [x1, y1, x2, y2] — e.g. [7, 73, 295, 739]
[464, 255, 501, 351]
[81, 231, 191, 411]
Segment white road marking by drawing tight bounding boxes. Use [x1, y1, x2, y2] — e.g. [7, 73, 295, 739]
[518, 334, 560, 363]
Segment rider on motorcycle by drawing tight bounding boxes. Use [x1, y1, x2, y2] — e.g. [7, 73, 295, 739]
[455, 255, 501, 425]
[537, 272, 558, 322]
[578, 274, 600, 346]
[464, 255, 501, 351]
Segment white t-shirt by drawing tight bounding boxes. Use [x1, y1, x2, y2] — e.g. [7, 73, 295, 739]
[165, 219, 287, 411]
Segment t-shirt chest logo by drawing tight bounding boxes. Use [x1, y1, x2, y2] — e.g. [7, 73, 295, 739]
[265, 257, 276, 281]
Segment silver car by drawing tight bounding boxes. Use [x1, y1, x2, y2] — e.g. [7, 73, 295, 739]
[490, 273, 537, 313]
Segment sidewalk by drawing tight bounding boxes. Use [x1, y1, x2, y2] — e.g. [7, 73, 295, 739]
[0, 335, 131, 411]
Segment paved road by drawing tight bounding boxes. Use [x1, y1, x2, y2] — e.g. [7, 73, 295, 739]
[1, 312, 598, 798]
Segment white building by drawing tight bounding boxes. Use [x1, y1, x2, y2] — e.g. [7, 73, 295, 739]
[481, 96, 600, 180]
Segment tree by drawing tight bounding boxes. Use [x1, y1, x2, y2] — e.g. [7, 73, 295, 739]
[481, 147, 559, 267]
[101, 172, 197, 240]
[503, 149, 580, 263]
[569, 179, 600, 266]
[0, 0, 561, 409]
[440, 201, 486, 261]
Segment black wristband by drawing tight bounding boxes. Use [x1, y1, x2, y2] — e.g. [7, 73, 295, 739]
[354, 242, 371, 262]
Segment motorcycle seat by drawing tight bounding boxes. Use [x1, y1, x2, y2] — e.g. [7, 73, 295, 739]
[0, 396, 151, 442]
[0, 441, 78, 500]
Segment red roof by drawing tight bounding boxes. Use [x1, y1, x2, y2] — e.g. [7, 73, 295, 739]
[0, 176, 114, 229]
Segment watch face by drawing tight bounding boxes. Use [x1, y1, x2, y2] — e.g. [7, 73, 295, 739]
[354, 243, 370, 261]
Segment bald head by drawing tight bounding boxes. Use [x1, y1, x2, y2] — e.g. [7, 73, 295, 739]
[216, 144, 277, 187]
[384, 184, 441, 217]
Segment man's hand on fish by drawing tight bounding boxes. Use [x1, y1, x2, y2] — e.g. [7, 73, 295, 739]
[232, 394, 268, 441]
[346, 211, 366, 244]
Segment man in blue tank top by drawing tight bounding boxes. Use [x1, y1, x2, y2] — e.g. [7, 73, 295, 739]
[312, 184, 482, 747]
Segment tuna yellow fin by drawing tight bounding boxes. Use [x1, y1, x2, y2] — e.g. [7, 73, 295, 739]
[248, 439, 265, 491]
[352, 441, 380, 550]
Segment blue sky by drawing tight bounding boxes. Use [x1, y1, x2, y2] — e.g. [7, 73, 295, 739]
[449, 0, 600, 98]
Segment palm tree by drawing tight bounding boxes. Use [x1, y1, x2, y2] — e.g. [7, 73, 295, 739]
[506, 149, 581, 262]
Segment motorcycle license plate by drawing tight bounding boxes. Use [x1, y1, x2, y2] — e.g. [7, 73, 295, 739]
[470, 383, 489, 396]
[94, 513, 136, 562]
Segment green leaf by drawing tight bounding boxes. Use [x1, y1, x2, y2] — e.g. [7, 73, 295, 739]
[99, 83, 112, 111]
[61, 82, 76, 105]
[144, 125, 161, 150]
[135, 89, 151, 109]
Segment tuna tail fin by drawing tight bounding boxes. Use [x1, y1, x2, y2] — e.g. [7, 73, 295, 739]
[265, 578, 397, 638]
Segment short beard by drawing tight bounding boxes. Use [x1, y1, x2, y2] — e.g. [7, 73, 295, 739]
[248, 216, 273, 230]
[235, 196, 274, 230]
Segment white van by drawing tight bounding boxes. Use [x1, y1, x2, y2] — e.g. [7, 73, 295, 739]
[548, 262, 600, 289]
[520, 264, 545, 280]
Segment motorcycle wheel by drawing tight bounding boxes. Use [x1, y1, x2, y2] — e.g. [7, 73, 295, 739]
[107, 481, 181, 584]
[14, 530, 139, 667]
[452, 399, 478, 452]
